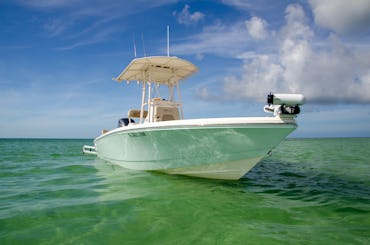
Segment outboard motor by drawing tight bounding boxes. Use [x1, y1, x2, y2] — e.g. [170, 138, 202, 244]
[118, 118, 135, 127]
[264, 93, 305, 116]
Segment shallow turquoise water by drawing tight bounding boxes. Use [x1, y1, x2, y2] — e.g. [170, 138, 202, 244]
[0, 138, 369, 244]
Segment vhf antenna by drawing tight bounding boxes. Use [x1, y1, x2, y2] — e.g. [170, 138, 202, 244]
[132, 33, 137, 58]
[141, 33, 147, 57]
[167, 25, 170, 56]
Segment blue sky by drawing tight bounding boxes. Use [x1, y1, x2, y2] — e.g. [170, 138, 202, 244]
[1, 0, 370, 138]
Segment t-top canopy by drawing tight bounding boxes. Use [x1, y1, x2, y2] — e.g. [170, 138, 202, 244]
[113, 56, 198, 85]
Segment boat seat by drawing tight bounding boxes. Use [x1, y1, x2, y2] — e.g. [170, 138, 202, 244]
[128, 109, 148, 119]
[154, 106, 179, 122]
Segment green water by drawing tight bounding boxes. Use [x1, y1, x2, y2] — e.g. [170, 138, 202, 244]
[0, 138, 369, 244]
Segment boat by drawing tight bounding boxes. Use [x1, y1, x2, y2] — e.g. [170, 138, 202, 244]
[83, 55, 305, 180]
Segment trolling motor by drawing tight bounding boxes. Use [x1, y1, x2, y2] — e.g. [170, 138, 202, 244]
[264, 93, 305, 116]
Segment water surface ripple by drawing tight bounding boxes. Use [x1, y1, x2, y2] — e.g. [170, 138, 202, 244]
[0, 138, 369, 244]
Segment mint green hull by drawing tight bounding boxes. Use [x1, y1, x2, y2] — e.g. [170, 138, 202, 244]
[94, 119, 296, 179]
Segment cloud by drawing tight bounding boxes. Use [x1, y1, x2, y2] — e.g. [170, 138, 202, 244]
[16, 0, 178, 12]
[171, 21, 251, 58]
[12, 0, 178, 51]
[43, 18, 74, 37]
[220, 0, 286, 11]
[245, 17, 268, 40]
[308, 0, 370, 35]
[220, 0, 254, 10]
[194, 4, 370, 104]
[15, 0, 83, 9]
[174, 4, 205, 25]
[56, 26, 118, 50]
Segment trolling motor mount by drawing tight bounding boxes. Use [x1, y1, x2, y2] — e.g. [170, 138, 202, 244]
[264, 93, 305, 116]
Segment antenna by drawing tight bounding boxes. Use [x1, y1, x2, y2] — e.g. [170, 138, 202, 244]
[132, 34, 137, 58]
[167, 25, 170, 56]
[141, 33, 147, 57]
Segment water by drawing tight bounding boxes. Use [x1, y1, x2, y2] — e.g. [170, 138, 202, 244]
[0, 138, 369, 244]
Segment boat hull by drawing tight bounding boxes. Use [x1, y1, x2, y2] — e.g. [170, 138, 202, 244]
[94, 117, 297, 180]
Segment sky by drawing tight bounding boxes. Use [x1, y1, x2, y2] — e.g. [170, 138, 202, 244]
[1, 0, 370, 138]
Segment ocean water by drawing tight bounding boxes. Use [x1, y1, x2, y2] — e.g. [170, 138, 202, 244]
[0, 138, 369, 244]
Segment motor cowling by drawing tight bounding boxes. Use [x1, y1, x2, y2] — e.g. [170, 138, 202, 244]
[267, 93, 305, 106]
[264, 93, 305, 116]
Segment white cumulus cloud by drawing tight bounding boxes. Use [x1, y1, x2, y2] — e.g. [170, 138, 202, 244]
[245, 16, 268, 40]
[222, 4, 370, 104]
[308, 0, 370, 34]
[174, 4, 205, 25]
